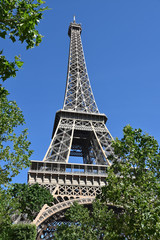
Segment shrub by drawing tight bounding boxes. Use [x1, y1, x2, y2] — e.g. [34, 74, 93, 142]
[9, 223, 36, 240]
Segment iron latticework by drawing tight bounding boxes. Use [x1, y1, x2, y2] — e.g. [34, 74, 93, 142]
[28, 18, 114, 239]
[63, 21, 98, 113]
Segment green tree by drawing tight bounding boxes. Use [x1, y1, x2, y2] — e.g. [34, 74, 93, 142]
[0, 87, 33, 186]
[9, 223, 37, 240]
[0, 0, 48, 186]
[9, 183, 54, 221]
[55, 201, 118, 240]
[0, 0, 48, 187]
[0, 183, 53, 239]
[55, 125, 160, 240]
[0, 1, 48, 237]
[0, 87, 33, 237]
[0, 0, 48, 81]
[0, 189, 18, 239]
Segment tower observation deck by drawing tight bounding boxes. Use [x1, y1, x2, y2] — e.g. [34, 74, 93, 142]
[28, 18, 114, 239]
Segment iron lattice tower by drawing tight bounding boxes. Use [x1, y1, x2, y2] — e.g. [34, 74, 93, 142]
[28, 18, 114, 239]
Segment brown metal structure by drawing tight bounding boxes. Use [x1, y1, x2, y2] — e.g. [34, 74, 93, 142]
[28, 17, 114, 239]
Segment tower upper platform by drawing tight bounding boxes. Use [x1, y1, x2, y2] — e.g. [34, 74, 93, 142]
[68, 21, 82, 37]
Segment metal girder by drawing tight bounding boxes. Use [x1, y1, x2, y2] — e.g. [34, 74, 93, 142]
[36, 197, 94, 240]
[43, 116, 113, 165]
[34, 197, 94, 227]
[43, 119, 75, 163]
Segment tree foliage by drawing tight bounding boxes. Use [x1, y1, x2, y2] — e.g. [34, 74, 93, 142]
[0, 0, 48, 81]
[0, 184, 53, 238]
[0, 189, 19, 240]
[0, 87, 33, 186]
[9, 183, 54, 221]
[55, 201, 119, 240]
[0, 0, 48, 186]
[55, 125, 160, 240]
[9, 223, 37, 240]
[0, 1, 48, 236]
[0, 223, 37, 240]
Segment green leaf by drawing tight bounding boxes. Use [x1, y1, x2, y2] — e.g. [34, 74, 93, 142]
[37, 0, 45, 3]
[0, 31, 7, 39]
[10, 35, 16, 42]
[15, 60, 24, 68]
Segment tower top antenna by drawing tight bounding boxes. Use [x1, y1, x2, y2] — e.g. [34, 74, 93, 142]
[73, 15, 76, 23]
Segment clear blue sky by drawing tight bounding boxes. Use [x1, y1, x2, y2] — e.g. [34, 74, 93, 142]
[3, 0, 160, 183]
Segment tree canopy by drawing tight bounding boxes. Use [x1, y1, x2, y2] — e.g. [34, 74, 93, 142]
[0, 0, 48, 186]
[0, 87, 33, 186]
[0, 0, 48, 187]
[0, 183, 53, 239]
[0, 0, 49, 237]
[9, 183, 54, 221]
[0, 0, 48, 81]
[55, 125, 160, 240]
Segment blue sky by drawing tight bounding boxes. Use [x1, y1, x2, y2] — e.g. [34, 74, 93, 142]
[3, 0, 160, 183]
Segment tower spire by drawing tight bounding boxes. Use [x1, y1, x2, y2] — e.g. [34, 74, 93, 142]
[73, 15, 76, 23]
[64, 20, 99, 113]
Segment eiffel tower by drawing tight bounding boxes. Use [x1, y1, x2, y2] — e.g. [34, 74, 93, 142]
[28, 17, 114, 239]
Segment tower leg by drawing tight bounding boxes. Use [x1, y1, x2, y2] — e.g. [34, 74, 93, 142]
[43, 118, 75, 163]
[92, 122, 113, 166]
